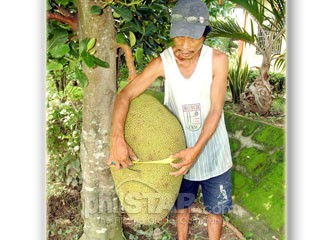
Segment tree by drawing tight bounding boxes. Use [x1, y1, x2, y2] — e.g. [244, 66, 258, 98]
[47, 0, 173, 239]
[76, 1, 123, 239]
[208, 0, 286, 115]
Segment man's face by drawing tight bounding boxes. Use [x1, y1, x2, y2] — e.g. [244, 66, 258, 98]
[173, 36, 204, 60]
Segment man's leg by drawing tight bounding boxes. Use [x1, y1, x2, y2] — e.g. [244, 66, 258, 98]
[207, 213, 223, 240]
[174, 179, 199, 240]
[201, 169, 232, 240]
[176, 207, 191, 240]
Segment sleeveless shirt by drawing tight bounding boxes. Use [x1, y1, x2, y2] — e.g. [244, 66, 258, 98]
[160, 45, 232, 181]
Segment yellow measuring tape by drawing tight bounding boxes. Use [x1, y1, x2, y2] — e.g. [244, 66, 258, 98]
[133, 157, 176, 164]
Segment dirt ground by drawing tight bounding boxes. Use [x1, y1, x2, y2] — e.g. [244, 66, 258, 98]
[48, 187, 244, 240]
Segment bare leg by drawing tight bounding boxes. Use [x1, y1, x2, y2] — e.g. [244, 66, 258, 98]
[207, 213, 223, 240]
[176, 207, 191, 240]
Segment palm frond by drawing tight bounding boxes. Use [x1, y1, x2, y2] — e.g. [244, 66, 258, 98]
[272, 50, 286, 73]
[230, 0, 266, 25]
[208, 17, 255, 44]
[265, 0, 286, 31]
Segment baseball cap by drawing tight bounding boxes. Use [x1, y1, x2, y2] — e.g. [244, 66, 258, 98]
[169, 0, 210, 39]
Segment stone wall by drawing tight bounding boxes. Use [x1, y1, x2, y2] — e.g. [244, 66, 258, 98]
[224, 111, 286, 240]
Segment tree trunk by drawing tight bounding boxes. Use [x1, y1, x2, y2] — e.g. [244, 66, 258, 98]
[77, 1, 122, 239]
[240, 54, 273, 116]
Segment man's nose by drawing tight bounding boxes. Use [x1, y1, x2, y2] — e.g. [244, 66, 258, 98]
[180, 38, 191, 50]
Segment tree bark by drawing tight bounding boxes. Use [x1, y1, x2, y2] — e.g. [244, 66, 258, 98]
[77, 1, 122, 239]
[240, 52, 273, 116]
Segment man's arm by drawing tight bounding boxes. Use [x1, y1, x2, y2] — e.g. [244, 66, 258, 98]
[170, 50, 229, 176]
[108, 57, 164, 169]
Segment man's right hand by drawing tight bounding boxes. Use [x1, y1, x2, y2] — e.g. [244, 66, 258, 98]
[107, 137, 138, 170]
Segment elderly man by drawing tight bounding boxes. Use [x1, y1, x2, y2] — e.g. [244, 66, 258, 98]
[108, 0, 233, 239]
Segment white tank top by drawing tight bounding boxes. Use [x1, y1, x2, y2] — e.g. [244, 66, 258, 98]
[160, 45, 232, 180]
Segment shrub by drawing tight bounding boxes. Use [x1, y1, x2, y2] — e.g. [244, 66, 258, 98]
[46, 85, 83, 187]
[248, 69, 286, 95]
[228, 56, 250, 104]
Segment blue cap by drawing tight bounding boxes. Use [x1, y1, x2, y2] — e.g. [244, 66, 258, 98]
[170, 0, 210, 39]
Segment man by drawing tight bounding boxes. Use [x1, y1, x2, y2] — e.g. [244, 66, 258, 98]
[108, 0, 233, 239]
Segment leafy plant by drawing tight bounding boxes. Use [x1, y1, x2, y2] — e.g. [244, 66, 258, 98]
[209, 0, 286, 115]
[248, 69, 285, 95]
[47, 21, 109, 88]
[273, 50, 286, 73]
[228, 56, 250, 103]
[203, 0, 238, 55]
[46, 81, 83, 187]
[88, 0, 174, 69]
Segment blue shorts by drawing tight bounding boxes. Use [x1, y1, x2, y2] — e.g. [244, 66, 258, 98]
[174, 169, 232, 214]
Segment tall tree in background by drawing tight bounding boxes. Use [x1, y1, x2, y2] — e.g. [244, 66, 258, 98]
[208, 0, 286, 115]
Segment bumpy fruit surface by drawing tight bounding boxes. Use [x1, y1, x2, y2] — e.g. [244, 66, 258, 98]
[111, 93, 186, 224]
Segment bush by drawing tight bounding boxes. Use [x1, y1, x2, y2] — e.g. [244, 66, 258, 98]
[228, 57, 250, 104]
[268, 72, 286, 95]
[248, 69, 286, 95]
[46, 86, 83, 187]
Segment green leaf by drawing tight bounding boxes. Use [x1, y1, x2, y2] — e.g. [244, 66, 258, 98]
[111, 6, 133, 21]
[90, 5, 102, 15]
[75, 68, 88, 87]
[55, 0, 69, 7]
[133, 18, 143, 34]
[79, 38, 90, 54]
[92, 55, 110, 68]
[113, 10, 121, 18]
[135, 48, 144, 65]
[81, 51, 95, 68]
[144, 23, 157, 36]
[137, 7, 154, 15]
[47, 61, 63, 72]
[87, 38, 96, 51]
[49, 43, 70, 58]
[46, 0, 52, 11]
[129, 31, 136, 47]
[47, 29, 68, 52]
[116, 33, 127, 44]
[121, 21, 141, 33]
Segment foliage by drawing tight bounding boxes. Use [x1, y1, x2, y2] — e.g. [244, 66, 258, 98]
[46, 81, 83, 187]
[248, 69, 285, 95]
[89, 0, 174, 69]
[204, 0, 238, 55]
[273, 50, 286, 73]
[228, 56, 250, 103]
[208, 0, 286, 115]
[46, 0, 174, 187]
[271, 96, 285, 113]
[208, 0, 286, 75]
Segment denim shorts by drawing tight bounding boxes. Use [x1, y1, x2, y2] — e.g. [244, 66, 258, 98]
[174, 169, 232, 214]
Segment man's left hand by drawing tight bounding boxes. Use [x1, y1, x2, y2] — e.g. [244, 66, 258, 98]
[170, 147, 199, 177]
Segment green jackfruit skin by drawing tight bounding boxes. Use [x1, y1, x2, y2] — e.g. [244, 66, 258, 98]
[111, 93, 186, 225]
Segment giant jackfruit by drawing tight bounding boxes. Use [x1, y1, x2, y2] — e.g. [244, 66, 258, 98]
[110, 93, 186, 225]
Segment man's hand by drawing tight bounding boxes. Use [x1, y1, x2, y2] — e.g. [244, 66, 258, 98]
[170, 147, 200, 177]
[107, 137, 138, 170]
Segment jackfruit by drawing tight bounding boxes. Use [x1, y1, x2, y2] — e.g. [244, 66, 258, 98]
[110, 93, 186, 225]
